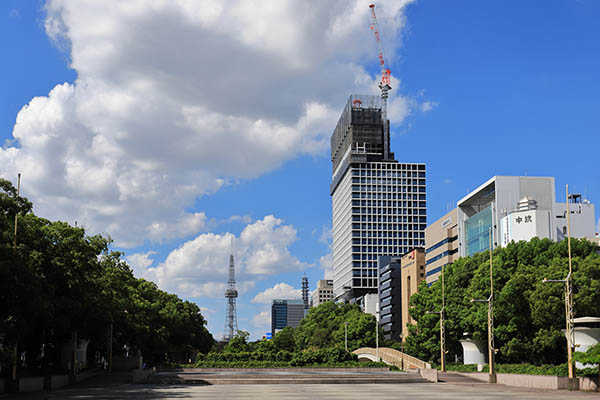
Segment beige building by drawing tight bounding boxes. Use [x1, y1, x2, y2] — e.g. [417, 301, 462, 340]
[311, 279, 334, 307]
[424, 208, 459, 285]
[400, 248, 426, 341]
[586, 235, 600, 246]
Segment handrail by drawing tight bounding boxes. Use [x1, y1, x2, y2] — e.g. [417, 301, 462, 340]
[353, 347, 432, 370]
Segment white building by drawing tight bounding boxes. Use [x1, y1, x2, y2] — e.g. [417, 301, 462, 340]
[457, 176, 595, 256]
[310, 279, 334, 307]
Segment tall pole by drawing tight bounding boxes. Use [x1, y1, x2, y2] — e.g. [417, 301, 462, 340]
[375, 311, 379, 361]
[488, 228, 495, 380]
[440, 263, 446, 372]
[565, 185, 575, 379]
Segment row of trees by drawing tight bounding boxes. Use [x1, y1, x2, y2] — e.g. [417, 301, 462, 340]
[196, 302, 383, 365]
[0, 178, 213, 377]
[404, 237, 600, 365]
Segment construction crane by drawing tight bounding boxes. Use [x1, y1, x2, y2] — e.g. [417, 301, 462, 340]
[369, 3, 391, 159]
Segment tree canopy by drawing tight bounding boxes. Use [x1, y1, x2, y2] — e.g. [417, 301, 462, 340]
[0, 178, 213, 375]
[294, 301, 382, 351]
[405, 237, 600, 365]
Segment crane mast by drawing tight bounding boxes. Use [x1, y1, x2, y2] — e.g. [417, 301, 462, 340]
[369, 4, 391, 159]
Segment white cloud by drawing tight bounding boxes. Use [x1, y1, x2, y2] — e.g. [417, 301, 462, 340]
[319, 251, 334, 280]
[125, 250, 156, 277]
[251, 283, 302, 304]
[146, 212, 210, 242]
[0, 0, 421, 247]
[313, 225, 333, 279]
[419, 101, 438, 112]
[135, 215, 307, 298]
[251, 311, 271, 329]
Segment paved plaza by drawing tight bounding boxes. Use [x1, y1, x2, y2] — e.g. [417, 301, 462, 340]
[1, 373, 598, 400]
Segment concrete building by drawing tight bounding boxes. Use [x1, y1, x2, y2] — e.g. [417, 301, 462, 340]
[330, 94, 426, 303]
[457, 176, 595, 257]
[378, 256, 402, 341]
[271, 299, 305, 336]
[310, 279, 334, 307]
[400, 248, 426, 341]
[424, 208, 459, 285]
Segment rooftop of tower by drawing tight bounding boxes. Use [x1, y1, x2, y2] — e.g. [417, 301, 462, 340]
[330, 95, 394, 173]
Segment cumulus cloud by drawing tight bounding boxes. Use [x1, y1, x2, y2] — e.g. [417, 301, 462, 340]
[251, 283, 302, 304]
[135, 215, 307, 298]
[251, 311, 271, 330]
[125, 250, 156, 277]
[0, 0, 421, 247]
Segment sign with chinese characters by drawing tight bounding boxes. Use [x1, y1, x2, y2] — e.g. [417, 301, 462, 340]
[515, 214, 533, 224]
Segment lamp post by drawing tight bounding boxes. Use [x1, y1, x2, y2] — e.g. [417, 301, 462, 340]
[375, 310, 379, 361]
[542, 184, 575, 380]
[470, 227, 495, 383]
[344, 322, 349, 352]
[425, 309, 445, 372]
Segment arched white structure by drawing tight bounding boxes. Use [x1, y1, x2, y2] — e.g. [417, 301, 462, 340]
[566, 317, 600, 369]
[459, 338, 486, 366]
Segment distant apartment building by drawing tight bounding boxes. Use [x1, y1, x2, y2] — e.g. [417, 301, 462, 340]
[400, 249, 426, 341]
[458, 176, 595, 257]
[271, 299, 305, 336]
[378, 256, 402, 341]
[330, 95, 426, 304]
[425, 208, 459, 285]
[310, 279, 334, 307]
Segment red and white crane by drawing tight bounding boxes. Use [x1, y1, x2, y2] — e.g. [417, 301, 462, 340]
[369, 3, 391, 159]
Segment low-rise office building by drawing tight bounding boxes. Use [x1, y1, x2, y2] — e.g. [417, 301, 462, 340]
[271, 299, 305, 336]
[458, 176, 595, 257]
[400, 248, 426, 341]
[310, 279, 334, 307]
[424, 208, 458, 285]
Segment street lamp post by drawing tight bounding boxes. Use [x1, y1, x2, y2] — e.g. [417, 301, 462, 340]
[543, 184, 576, 381]
[344, 322, 349, 352]
[426, 308, 446, 372]
[470, 227, 495, 383]
[375, 310, 379, 361]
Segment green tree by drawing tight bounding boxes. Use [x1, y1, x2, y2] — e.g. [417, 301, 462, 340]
[294, 302, 382, 351]
[573, 343, 600, 381]
[0, 177, 213, 375]
[273, 327, 296, 352]
[405, 238, 600, 365]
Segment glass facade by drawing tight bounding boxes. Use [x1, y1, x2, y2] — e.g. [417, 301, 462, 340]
[464, 206, 492, 256]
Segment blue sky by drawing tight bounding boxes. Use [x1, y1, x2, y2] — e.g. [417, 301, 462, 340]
[1, 0, 599, 340]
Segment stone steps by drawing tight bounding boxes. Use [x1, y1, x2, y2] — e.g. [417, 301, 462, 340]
[149, 371, 430, 385]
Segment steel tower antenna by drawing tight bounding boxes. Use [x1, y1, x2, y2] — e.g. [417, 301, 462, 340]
[223, 237, 239, 341]
[369, 3, 392, 159]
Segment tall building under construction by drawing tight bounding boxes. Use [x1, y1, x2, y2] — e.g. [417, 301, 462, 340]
[330, 95, 426, 302]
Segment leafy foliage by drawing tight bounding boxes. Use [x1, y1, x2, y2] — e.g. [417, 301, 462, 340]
[0, 178, 213, 375]
[294, 301, 382, 351]
[405, 237, 600, 365]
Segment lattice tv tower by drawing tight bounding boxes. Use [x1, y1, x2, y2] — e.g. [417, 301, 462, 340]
[223, 239, 239, 342]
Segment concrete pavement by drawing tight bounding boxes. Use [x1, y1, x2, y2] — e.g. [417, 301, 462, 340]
[1, 372, 598, 400]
